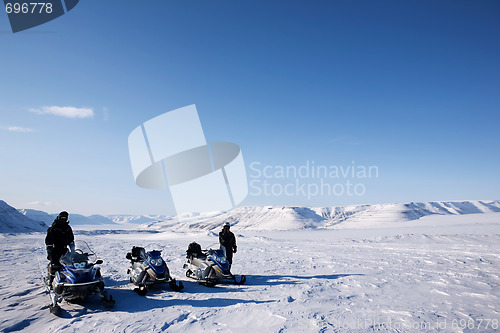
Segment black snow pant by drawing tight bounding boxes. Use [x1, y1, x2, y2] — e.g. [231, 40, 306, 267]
[48, 248, 67, 274]
[221, 245, 233, 268]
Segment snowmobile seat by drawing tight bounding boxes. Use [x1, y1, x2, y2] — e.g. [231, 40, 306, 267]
[195, 252, 207, 259]
[49, 262, 62, 274]
[129, 246, 146, 262]
[186, 242, 204, 258]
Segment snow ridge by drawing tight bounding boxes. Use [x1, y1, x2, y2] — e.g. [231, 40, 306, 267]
[145, 200, 500, 232]
[0, 201, 47, 232]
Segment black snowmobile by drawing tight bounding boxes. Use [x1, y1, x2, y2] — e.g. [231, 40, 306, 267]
[183, 242, 246, 287]
[44, 241, 115, 315]
[126, 245, 184, 295]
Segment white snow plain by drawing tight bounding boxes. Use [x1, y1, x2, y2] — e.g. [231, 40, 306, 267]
[0, 213, 499, 332]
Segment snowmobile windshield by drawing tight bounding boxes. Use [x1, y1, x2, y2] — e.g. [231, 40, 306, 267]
[207, 249, 230, 271]
[146, 251, 164, 266]
[143, 243, 164, 253]
[60, 241, 97, 267]
[208, 249, 228, 265]
[143, 243, 165, 267]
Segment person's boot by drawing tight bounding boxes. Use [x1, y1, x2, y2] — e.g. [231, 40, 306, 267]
[48, 262, 60, 289]
[46, 265, 54, 290]
[49, 273, 54, 290]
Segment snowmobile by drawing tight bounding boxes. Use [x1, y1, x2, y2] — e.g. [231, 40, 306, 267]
[126, 245, 184, 296]
[44, 241, 115, 315]
[183, 242, 246, 287]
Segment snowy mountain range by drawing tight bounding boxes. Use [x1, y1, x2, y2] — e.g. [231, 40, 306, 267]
[18, 208, 122, 226]
[142, 200, 500, 232]
[1, 199, 499, 233]
[0, 200, 47, 232]
[18, 208, 168, 226]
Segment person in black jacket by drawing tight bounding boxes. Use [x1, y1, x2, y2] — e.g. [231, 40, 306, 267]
[219, 222, 237, 270]
[45, 211, 75, 282]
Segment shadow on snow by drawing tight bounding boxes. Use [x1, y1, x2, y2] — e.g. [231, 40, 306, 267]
[41, 274, 360, 318]
[246, 273, 363, 286]
[101, 288, 272, 313]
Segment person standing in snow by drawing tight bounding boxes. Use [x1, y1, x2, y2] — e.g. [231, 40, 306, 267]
[45, 211, 75, 281]
[219, 222, 237, 270]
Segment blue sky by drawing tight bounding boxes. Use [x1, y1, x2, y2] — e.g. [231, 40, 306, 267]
[0, 0, 499, 215]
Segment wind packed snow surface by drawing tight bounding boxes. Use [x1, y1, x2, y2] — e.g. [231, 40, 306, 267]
[0, 214, 499, 332]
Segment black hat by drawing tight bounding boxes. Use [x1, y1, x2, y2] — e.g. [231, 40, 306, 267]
[58, 211, 69, 218]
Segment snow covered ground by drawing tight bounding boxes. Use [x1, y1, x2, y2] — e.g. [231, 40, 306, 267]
[1, 212, 499, 332]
